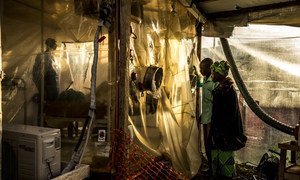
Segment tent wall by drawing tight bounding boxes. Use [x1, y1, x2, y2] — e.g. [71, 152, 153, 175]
[201, 31, 300, 163]
[1, 0, 110, 172]
[2, 0, 109, 125]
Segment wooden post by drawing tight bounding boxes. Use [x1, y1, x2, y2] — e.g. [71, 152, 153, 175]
[297, 117, 300, 165]
[196, 23, 203, 61]
[298, 116, 300, 145]
[111, 0, 131, 176]
[108, 12, 116, 143]
[278, 148, 287, 180]
[117, 0, 131, 130]
[108, 3, 117, 176]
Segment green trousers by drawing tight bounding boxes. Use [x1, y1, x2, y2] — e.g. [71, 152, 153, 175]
[211, 149, 236, 178]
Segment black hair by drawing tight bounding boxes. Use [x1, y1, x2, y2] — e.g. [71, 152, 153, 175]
[200, 58, 213, 67]
[45, 38, 56, 47]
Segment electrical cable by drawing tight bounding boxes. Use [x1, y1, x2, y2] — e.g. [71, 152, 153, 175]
[47, 161, 53, 179]
[61, 3, 110, 174]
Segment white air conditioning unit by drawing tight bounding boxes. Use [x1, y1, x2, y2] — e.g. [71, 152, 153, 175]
[3, 124, 61, 180]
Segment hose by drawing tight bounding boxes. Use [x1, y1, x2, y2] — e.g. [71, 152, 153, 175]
[61, 27, 102, 175]
[220, 38, 295, 136]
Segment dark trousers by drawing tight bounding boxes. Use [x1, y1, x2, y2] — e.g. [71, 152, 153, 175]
[203, 123, 212, 172]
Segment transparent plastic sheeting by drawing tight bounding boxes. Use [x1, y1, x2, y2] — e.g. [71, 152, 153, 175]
[2, 0, 201, 177]
[2, 0, 109, 125]
[202, 5, 300, 37]
[129, 37, 201, 176]
[128, 0, 200, 177]
[201, 24, 300, 164]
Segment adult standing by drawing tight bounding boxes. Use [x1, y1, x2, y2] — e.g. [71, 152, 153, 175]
[33, 38, 60, 101]
[209, 60, 247, 178]
[199, 57, 218, 175]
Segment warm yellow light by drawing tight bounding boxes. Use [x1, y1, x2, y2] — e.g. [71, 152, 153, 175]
[230, 39, 300, 77]
[151, 22, 159, 34]
[80, 44, 86, 65]
[147, 34, 155, 65]
[233, 24, 300, 39]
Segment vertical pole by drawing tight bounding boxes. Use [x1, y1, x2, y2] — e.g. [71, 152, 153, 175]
[0, 0, 3, 178]
[23, 80, 27, 125]
[278, 148, 287, 180]
[40, 0, 45, 126]
[108, 13, 116, 143]
[108, 5, 116, 175]
[196, 23, 203, 60]
[295, 118, 300, 165]
[298, 117, 300, 144]
[115, 0, 120, 130]
[112, 0, 131, 177]
[117, 0, 131, 130]
[196, 22, 203, 153]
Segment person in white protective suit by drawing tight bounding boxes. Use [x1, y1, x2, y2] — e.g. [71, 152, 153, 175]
[32, 38, 60, 101]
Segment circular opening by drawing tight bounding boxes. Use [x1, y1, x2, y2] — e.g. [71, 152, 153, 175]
[154, 67, 163, 89]
[143, 66, 163, 91]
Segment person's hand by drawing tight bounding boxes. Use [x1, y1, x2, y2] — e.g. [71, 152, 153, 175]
[196, 76, 203, 88]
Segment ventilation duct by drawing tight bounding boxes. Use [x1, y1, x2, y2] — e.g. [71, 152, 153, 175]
[220, 38, 295, 136]
[133, 66, 163, 92]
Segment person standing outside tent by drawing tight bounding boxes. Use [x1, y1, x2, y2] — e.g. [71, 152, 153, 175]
[209, 61, 247, 178]
[33, 38, 60, 101]
[199, 57, 218, 175]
